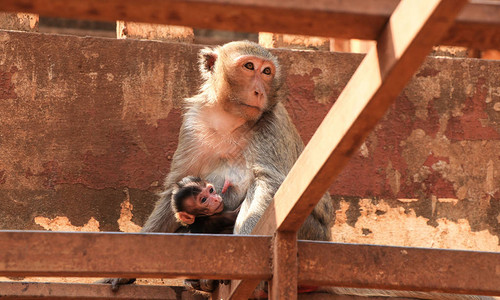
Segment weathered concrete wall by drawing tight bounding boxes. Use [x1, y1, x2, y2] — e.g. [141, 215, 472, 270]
[0, 31, 498, 250]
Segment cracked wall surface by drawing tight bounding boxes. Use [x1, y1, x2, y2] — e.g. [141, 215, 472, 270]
[0, 31, 498, 251]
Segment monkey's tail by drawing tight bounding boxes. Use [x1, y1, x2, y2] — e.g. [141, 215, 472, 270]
[324, 287, 497, 300]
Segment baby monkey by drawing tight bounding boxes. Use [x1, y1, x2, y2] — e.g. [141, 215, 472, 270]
[172, 176, 238, 234]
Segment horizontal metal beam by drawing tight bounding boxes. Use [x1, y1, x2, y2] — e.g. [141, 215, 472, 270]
[0, 231, 271, 279]
[0, 0, 498, 49]
[0, 231, 498, 296]
[0, 282, 201, 300]
[299, 241, 500, 296]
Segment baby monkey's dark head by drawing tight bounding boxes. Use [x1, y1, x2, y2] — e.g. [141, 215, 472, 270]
[172, 176, 224, 226]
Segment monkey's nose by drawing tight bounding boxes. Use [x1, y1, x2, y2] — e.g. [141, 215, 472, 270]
[254, 90, 260, 96]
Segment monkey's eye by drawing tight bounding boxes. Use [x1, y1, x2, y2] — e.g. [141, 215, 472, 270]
[209, 187, 214, 193]
[244, 62, 254, 70]
[201, 197, 207, 203]
[263, 67, 272, 75]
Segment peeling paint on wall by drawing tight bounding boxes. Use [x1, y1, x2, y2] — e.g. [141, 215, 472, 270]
[332, 199, 500, 251]
[118, 188, 142, 233]
[34, 216, 100, 232]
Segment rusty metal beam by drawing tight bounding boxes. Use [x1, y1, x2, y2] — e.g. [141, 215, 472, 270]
[298, 241, 500, 296]
[270, 231, 298, 300]
[0, 231, 498, 296]
[0, 0, 498, 49]
[0, 282, 202, 300]
[0, 231, 271, 279]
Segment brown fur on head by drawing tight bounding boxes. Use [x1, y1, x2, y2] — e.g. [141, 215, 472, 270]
[171, 176, 204, 226]
[171, 176, 224, 226]
[193, 41, 283, 121]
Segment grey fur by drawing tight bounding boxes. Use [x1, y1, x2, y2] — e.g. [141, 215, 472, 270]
[142, 41, 333, 239]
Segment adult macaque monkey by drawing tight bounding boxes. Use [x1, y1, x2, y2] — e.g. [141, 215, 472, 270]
[101, 41, 333, 291]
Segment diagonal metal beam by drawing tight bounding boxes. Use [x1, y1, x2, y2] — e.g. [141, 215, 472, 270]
[217, 0, 470, 298]
[252, 0, 469, 235]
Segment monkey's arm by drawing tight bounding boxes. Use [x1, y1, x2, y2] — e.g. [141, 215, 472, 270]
[234, 104, 333, 239]
[234, 171, 284, 235]
[140, 187, 179, 233]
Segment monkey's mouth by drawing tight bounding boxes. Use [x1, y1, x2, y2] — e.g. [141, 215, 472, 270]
[215, 202, 224, 213]
[241, 103, 262, 111]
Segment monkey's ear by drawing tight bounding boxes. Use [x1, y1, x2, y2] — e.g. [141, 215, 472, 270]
[199, 48, 217, 78]
[176, 212, 196, 225]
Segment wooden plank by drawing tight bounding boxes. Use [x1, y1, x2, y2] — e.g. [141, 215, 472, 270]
[0, 0, 498, 49]
[0, 282, 202, 300]
[252, 0, 469, 235]
[298, 242, 500, 296]
[0, 231, 271, 279]
[270, 231, 298, 300]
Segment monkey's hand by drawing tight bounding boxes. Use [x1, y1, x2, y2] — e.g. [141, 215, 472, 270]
[95, 277, 136, 292]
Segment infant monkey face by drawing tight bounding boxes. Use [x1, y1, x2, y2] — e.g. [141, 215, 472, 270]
[191, 183, 224, 216]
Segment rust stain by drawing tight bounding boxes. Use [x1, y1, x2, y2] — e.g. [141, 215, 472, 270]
[332, 198, 500, 251]
[121, 61, 170, 126]
[0, 170, 6, 184]
[24, 161, 62, 190]
[416, 67, 440, 78]
[445, 78, 500, 141]
[0, 66, 18, 100]
[386, 161, 401, 196]
[285, 67, 333, 144]
[401, 127, 500, 202]
[333, 93, 415, 198]
[80, 115, 180, 190]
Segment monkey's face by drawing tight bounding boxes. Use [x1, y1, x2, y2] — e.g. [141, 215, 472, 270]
[174, 180, 225, 225]
[224, 55, 276, 121]
[197, 183, 224, 215]
[185, 183, 224, 217]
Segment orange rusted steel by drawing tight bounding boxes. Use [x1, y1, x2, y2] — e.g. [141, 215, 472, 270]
[0, 282, 204, 300]
[299, 241, 500, 296]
